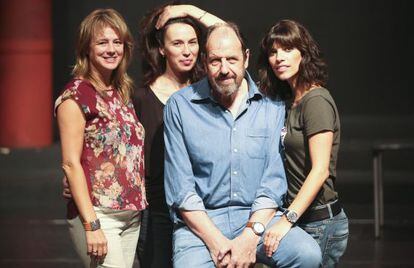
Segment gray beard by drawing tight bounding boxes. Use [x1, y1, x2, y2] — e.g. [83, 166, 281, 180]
[209, 77, 239, 97]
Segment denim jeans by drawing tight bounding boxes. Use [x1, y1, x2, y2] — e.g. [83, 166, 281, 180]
[172, 207, 321, 268]
[299, 209, 349, 268]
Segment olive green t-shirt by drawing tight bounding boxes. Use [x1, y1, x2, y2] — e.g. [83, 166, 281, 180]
[282, 87, 339, 208]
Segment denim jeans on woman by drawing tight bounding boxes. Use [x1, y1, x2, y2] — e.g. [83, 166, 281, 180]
[299, 209, 349, 268]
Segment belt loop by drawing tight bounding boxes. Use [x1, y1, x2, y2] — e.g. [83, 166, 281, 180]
[327, 203, 333, 218]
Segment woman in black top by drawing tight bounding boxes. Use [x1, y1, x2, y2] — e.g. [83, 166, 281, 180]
[134, 4, 223, 267]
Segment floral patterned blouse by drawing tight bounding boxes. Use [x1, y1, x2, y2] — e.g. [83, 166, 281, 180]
[55, 79, 147, 218]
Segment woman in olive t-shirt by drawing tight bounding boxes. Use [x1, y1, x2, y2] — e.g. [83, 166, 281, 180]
[258, 20, 349, 267]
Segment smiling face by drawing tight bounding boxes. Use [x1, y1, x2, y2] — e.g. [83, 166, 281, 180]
[205, 27, 249, 97]
[160, 22, 199, 75]
[268, 42, 302, 86]
[89, 26, 124, 78]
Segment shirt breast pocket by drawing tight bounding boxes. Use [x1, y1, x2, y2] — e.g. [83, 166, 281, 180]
[246, 128, 269, 159]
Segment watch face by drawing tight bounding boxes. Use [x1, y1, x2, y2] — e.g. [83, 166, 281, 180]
[286, 211, 298, 223]
[90, 219, 101, 231]
[253, 222, 265, 234]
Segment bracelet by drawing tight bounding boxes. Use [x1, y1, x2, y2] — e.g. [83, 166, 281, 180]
[83, 219, 101, 231]
[198, 10, 207, 21]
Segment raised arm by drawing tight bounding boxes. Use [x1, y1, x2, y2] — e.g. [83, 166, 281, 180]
[57, 99, 107, 258]
[156, 4, 225, 29]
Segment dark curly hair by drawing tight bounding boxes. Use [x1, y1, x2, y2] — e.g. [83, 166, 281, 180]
[258, 20, 328, 100]
[138, 3, 205, 87]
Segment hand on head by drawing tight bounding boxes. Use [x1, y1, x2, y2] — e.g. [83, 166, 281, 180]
[156, 5, 190, 29]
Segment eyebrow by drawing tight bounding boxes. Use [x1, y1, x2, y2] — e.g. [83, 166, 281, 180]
[94, 37, 122, 41]
[208, 52, 240, 60]
[168, 37, 198, 42]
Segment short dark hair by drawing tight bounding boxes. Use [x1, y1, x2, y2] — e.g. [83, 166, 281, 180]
[138, 4, 205, 87]
[203, 22, 249, 60]
[258, 20, 328, 100]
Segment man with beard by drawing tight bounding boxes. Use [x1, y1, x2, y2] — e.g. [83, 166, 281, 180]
[164, 23, 321, 268]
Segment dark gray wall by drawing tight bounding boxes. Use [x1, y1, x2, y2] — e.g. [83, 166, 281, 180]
[53, 0, 413, 116]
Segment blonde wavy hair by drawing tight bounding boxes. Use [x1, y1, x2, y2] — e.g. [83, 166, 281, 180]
[72, 8, 134, 103]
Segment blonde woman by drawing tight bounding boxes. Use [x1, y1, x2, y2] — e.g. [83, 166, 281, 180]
[55, 9, 146, 268]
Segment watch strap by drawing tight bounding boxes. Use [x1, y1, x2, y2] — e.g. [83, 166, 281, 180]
[246, 222, 254, 228]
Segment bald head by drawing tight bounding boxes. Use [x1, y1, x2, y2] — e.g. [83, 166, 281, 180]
[205, 23, 247, 60]
[206, 26, 241, 53]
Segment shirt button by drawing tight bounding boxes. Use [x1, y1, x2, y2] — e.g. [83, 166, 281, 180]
[233, 148, 238, 153]
[233, 127, 237, 131]
[233, 193, 238, 197]
[233, 171, 238, 175]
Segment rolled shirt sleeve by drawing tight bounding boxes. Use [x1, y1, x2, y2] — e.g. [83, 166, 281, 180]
[164, 96, 206, 222]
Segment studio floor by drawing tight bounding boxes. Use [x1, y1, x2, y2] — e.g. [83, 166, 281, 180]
[1, 141, 413, 267]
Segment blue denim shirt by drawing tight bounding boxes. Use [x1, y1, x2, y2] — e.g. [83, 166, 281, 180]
[164, 73, 287, 224]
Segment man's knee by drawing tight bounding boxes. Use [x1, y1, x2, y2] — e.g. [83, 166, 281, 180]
[276, 240, 322, 268]
[173, 227, 214, 267]
[173, 244, 214, 267]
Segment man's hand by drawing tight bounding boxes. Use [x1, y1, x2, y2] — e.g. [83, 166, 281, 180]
[62, 176, 72, 199]
[209, 237, 232, 267]
[263, 218, 292, 257]
[227, 229, 259, 268]
[180, 210, 234, 267]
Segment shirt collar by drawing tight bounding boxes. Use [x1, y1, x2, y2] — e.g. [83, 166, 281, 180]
[191, 71, 264, 102]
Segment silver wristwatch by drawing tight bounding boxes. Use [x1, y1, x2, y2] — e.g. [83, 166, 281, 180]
[246, 222, 266, 236]
[283, 209, 298, 224]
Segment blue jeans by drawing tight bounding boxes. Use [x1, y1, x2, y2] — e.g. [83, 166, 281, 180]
[172, 207, 321, 268]
[299, 209, 349, 268]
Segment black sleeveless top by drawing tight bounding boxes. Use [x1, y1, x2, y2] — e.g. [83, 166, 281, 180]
[133, 86, 167, 212]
